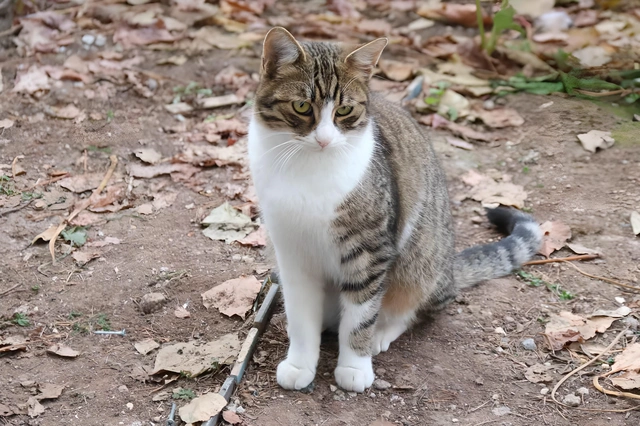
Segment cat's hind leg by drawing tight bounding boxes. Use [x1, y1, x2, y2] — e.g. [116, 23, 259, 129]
[371, 281, 420, 355]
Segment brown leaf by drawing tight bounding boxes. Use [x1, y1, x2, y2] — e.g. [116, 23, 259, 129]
[127, 163, 199, 179]
[27, 397, 45, 418]
[37, 383, 64, 400]
[13, 65, 51, 94]
[543, 311, 618, 351]
[86, 236, 121, 247]
[134, 338, 160, 355]
[525, 364, 554, 383]
[357, 19, 392, 36]
[72, 250, 100, 266]
[378, 59, 415, 82]
[238, 226, 267, 247]
[611, 371, 640, 390]
[610, 343, 640, 374]
[173, 144, 245, 168]
[152, 334, 240, 376]
[201, 275, 261, 319]
[577, 130, 615, 153]
[428, 114, 497, 142]
[58, 173, 108, 193]
[222, 410, 242, 424]
[471, 106, 524, 128]
[417, 3, 491, 27]
[327, 0, 360, 19]
[32, 225, 59, 245]
[47, 344, 80, 358]
[178, 392, 227, 424]
[539, 221, 571, 257]
[113, 25, 183, 48]
[446, 136, 474, 150]
[53, 104, 82, 119]
[459, 170, 527, 209]
[174, 306, 191, 318]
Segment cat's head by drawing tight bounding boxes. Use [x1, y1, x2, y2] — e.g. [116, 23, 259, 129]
[254, 27, 387, 151]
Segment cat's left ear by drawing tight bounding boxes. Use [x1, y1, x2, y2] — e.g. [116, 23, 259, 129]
[262, 27, 306, 78]
[345, 38, 388, 80]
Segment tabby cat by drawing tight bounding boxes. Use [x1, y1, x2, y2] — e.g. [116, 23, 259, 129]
[248, 27, 542, 393]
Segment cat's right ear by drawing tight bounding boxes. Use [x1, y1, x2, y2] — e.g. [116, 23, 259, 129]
[262, 27, 305, 78]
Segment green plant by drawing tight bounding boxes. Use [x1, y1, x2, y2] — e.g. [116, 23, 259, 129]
[475, 0, 525, 55]
[522, 166, 530, 174]
[61, 226, 88, 247]
[12, 313, 30, 327]
[68, 311, 82, 319]
[0, 174, 16, 196]
[516, 271, 575, 300]
[31, 285, 40, 294]
[106, 110, 114, 122]
[94, 313, 111, 331]
[172, 388, 196, 401]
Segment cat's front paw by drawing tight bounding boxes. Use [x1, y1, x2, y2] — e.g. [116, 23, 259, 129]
[277, 358, 316, 390]
[334, 362, 374, 393]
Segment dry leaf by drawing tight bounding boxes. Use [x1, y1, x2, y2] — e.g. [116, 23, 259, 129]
[27, 397, 45, 418]
[417, 3, 491, 27]
[543, 311, 619, 351]
[196, 94, 243, 109]
[610, 343, 640, 374]
[446, 136, 474, 150]
[437, 89, 470, 118]
[510, 0, 554, 17]
[174, 306, 191, 318]
[174, 144, 245, 168]
[631, 211, 640, 236]
[590, 306, 631, 318]
[53, 104, 81, 119]
[32, 225, 59, 245]
[178, 392, 227, 424]
[459, 170, 527, 209]
[134, 148, 162, 164]
[137, 203, 154, 215]
[202, 202, 256, 244]
[566, 243, 600, 255]
[127, 163, 199, 179]
[47, 344, 79, 358]
[238, 226, 267, 247]
[13, 65, 51, 94]
[59, 173, 108, 193]
[37, 383, 64, 400]
[0, 118, 14, 129]
[86, 236, 121, 247]
[611, 371, 640, 390]
[223, 410, 242, 424]
[165, 102, 193, 114]
[72, 250, 100, 266]
[472, 106, 524, 128]
[525, 363, 554, 383]
[157, 55, 187, 66]
[378, 59, 414, 81]
[152, 334, 240, 376]
[572, 46, 612, 68]
[577, 130, 615, 153]
[429, 114, 497, 142]
[202, 275, 261, 319]
[134, 338, 160, 355]
[539, 221, 571, 257]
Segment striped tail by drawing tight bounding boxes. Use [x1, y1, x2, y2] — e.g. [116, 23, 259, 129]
[454, 207, 543, 289]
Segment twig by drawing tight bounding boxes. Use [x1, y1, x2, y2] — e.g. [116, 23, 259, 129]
[562, 261, 640, 293]
[0, 199, 33, 218]
[574, 88, 632, 98]
[29, 173, 70, 189]
[551, 328, 627, 408]
[48, 155, 118, 262]
[0, 24, 22, 38]
[593, 375, 640, 401]
[0, 283, 21, 296]
[523, 254, 599, 265]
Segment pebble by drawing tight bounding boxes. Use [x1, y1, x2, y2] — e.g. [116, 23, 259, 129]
[146, 78, 158, 91]
[333, 390, 346, 401]
[540, 387, 549, 395]
[373, 379, 391, 390]
[521, 338, 537, 351]
[329, 385, 337, 392]
[126, 402, 134, 410]
[375, 368, 387, 375]
[347, 392, 357, 398]
[492, 406, 511, 416]
[236, 406, 245, 414]
[95, 34, 107, 47]
[82, 34, 96, 45]
[563, 394, 581, 407]
[118, 385, 128, 393]
[452, 419, 459, 423]
[370, 392, 376, 398]
[576, 387, 589, 396]
[152, 392, 169, 402]
[232, 254, 242, 261]
[139, 292, 167, 314]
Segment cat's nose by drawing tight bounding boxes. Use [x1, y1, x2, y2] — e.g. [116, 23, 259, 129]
[316, 137, 330, 149]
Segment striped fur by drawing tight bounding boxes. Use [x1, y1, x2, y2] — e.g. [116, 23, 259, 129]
[248, 28, 542, 393]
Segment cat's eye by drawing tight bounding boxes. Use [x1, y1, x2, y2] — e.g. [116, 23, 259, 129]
[336, 105, 353, 117]
[292, 101, 312, 115]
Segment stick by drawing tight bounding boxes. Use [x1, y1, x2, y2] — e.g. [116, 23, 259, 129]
[523, 254, 599, 265]
[551, 328, 627, 408]
[29, 173, 70, 190]
[48, 155, 118, 262]
[562, 261, 640, 292]
[593, 375, 640, 401]
[0, 283, 21, 296]
[0, 24, 21, 38]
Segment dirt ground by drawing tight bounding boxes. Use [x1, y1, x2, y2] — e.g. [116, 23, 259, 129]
[1, 1, 640, 426]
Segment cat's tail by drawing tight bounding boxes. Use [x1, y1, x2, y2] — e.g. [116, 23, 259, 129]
[454, 207, 543, 289]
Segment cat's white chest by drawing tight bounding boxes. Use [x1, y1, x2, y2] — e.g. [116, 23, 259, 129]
[248, 119, 375, 276]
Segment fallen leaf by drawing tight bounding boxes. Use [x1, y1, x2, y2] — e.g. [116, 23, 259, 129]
[202, 202, 256, 243]
[417, 2, 491, 27]
[47, 344, 80, 358]
[437, 89, 470, 119]
[127, 163, 199, 179]
[165, 102, 193, 114]
[32, 225, 59, 245]
[543, 311, 619, 351]
[86, 236, 121, 247]
[12, 156, 25, 177]
[134, 148, 163, 164]
[377, 59, 414, 82]
[572, 46, 612, 68]
[446, 136, 474, 150]
[510, 0, 554, 17]
[327, 0, 360, 19]
[0, 335, 28, 353]
[238, 226, 267, 247]
[174, 144, 245, 168]
[429, 114, 497, 142]
[471, 106, 525, 128]
[59, 173, 109, 193]
[27, 397, 45, 418]
[72, 250, 100, 266]
[52, 104, 81, 119]
[13, 65, 51, 94]
[525, 363, 554, 383]
[590, 306, 632, 318]
[631, 211, 640, 236]
[196, 94, 243, 109]
[137, 203, 154, 215]
[357, 19, 392, 36]
[611, 371, 640, 390]
[152, 334, 240, 376]
[566, 243, 600, 255]
[178, 392, 227, 424]
[0, 118, 14, 129]
[37, 383, 64, 400]
[201, 275, 261, 319]
[610, 343, 640, 374]
[539, 221, 571, 257]
[134, 338, 160, 355]
[174, 306, 191, 318]
[223, 410, 242, 424]
[459, 170, 527, 209]
[157, 55, 188, 66]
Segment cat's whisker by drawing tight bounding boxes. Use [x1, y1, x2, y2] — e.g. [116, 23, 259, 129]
[258, 140, 297, 160]
[280, 145, 303, 173]
[273, 144, 299, 173]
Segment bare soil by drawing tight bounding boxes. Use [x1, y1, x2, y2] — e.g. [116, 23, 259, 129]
[1, 3, 640, 426]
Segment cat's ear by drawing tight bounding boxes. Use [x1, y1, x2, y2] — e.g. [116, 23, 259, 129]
[262, 27, 305, 77]
[345, 38, 388, 79]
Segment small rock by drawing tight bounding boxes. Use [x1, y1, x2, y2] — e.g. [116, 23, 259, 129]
[146, 78, 158, 91]
[232, 254, 242, 261]
[33, 200, 46, 210]
[333, 390, 346, 401]
[236, 406, 245, 414]
[347, 392, 357, 398]
[622, 316, 639, 330]
[389, 394, 404, 404]
[475, 377, 484, 386]
[540, 387, 549, 395]
[139, 292, 166, 314]
[118, 385, 128, 393]
[373, 379, 391, 390]
[376, 368, 387, 375]
[504, 316, 515, 323]
[576, 387, 589, 396]
[494, 327, 506, 335]
[126, 402, 133, 410]
[82, 34, 96, 45]
[521, 338, 537, 351]
[370, 392, 376, 398]
[330, 385, 337, 392]
[152, 392, 169, 402]
[452, 419, 459, 423]
[20, 380, 35, 387]
[492, 406, 511, 416]
[563, 394, 581, 407]
[95, 34, 107, 47]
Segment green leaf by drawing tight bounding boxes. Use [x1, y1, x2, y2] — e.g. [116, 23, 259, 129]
[486, 1, 525, 55]
[61, 226, 88, 247]
[12, 313, 30, 327]
[424, 96, 440, 106]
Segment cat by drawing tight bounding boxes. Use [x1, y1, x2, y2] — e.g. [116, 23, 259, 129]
[247, 27, 542, 393]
